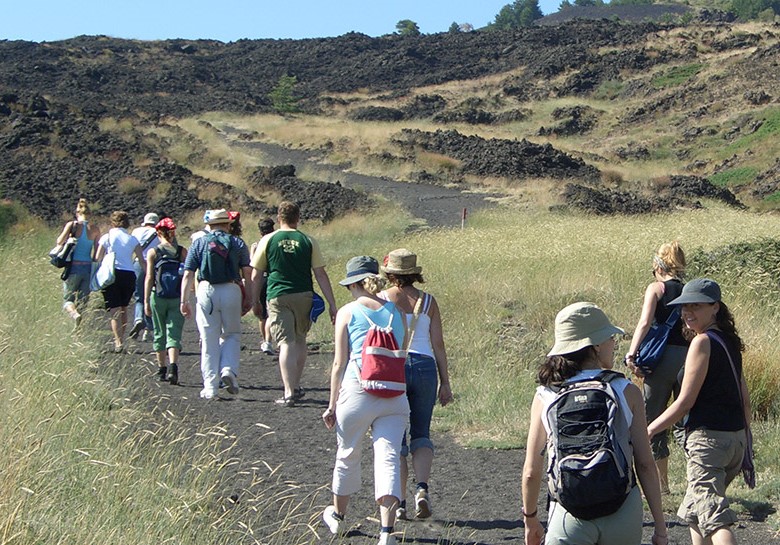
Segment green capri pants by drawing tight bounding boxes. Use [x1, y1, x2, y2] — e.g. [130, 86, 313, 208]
[150, 293, 184, 352]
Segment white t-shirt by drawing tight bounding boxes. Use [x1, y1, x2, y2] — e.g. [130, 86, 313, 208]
[99, 228, 140, 272]
[131, 225, 160, 259]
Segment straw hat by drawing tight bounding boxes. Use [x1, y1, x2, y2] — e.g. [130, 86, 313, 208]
[204, 209, 230, 225]
[381, 248, 422, 275]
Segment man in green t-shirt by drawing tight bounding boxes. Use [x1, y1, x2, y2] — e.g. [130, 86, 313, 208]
[250, 201, 337, 407]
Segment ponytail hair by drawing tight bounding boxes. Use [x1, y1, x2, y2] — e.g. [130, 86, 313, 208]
[360, 274, 387, 295]
[655, 241, 686, 279]
[538, 346, 594, 387]
[76, 198, 90, 216]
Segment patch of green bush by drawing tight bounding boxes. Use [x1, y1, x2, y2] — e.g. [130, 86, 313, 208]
[688, 238, 780, 300]
[709, 167, 758, 187]
[0, 201, 19, 237]
[651, 63, 704, 89]
[593, 79, 624, 100]
[727, 107, 780, 152]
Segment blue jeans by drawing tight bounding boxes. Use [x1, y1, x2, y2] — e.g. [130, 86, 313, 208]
[133, 260, 153, 330]
[401, 353, 438, 456]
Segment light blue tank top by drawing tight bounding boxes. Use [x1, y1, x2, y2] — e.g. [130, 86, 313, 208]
[71, 221, 93, 262]
[344, 301, 405, 381]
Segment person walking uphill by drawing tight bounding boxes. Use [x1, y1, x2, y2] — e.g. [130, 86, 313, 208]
[129, 212, 161, 341]
[321, 256, 409, 545]
[94, 211, 145, 353]
[180, 209, 252, 400]
[379, 248, 453, 521]
[55, 198, 100, 326]
[522, 302, 667, 545]
[625, 241, 689, 493]
[249, 201, 337, 407]
[144, 217, 187, 386]
[647, 279, 752, 545]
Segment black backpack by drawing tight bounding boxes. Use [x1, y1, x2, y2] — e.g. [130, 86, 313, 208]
[154, 245, 184, 299]
[545, 370, 634, 520]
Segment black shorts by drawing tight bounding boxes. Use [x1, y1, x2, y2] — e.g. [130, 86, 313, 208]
[103, 269, 136, 309]
[257, 281, 269, 320]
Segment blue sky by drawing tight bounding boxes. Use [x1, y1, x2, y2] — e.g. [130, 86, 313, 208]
[2, 1, 562, 43]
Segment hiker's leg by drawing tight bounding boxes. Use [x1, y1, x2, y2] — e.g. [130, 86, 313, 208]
[216, 283, 242, 379]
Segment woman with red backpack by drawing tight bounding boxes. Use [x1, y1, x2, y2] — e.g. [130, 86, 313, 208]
[321, 256, 408, 545]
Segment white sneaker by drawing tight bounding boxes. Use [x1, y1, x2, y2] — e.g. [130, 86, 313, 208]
[141, 330, 150, 342]
[221, 371, 239, 394]
[260, 341, 275, 355]
[199, 388, 216, 400]
[415, 488, 431, 519]
[395, 505, 407, 520]
[378, 532, 397, 545]
[322, 505, 344, 535]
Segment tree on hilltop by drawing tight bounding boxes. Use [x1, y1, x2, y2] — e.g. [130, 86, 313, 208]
[396, 19, 421, 36]
[490, 0, 544, 29]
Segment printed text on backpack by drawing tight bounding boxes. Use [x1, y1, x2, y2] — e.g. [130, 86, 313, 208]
[545, 370, 634, 520]
[357, 307, 406, 398]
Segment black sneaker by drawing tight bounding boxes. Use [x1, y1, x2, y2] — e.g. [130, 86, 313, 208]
[128, 321, 144, 340]
[293, 387, 306, 400]
[167, 364, 178, 385]
[157, 366, 167, 381]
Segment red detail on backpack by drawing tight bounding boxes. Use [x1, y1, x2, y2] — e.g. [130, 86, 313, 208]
[359, 313, 406, 398]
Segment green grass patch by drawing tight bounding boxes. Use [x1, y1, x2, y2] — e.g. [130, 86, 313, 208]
[651, 63, 704, 89]
[726, 106, 780, 153]
[710, 166, 758, 187]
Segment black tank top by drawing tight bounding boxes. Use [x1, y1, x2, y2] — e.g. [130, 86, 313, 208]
[685, 331, 745, 432]
[655, 279, 688, 347]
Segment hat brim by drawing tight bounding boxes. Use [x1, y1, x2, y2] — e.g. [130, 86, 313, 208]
[338, 272, 375, 286]
[381, 266, 422, 275]
[667, 294, 718, 305]
[546, 323, 625, 357]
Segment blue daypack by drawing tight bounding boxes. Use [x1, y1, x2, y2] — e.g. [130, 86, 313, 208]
[154, 245, 184, 299]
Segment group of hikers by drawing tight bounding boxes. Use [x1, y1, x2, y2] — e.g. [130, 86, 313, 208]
[56, 200, 751, 545]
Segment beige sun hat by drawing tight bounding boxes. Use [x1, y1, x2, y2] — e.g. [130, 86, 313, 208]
[547, 302, 625, 357]
[204, 208, 230, 225]
[381, 248, 422, 275]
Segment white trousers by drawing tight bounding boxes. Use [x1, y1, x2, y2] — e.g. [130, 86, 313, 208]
[332, 378, 409, 501]
[196, 281, 241, 394]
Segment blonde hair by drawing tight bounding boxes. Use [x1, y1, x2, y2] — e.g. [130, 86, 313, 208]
[361, 274, 387, 295]
[654, 241, 686, 278]
[75, 198, 89, 216]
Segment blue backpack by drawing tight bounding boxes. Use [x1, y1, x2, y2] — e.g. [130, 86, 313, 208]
[154, 245, 184, 299]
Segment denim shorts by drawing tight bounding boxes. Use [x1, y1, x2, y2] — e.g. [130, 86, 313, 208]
[401, 352, 438, 456]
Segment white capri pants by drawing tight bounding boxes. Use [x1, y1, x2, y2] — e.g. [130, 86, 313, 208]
[196, 281, 242, 393]
[332, 376, 410, 501]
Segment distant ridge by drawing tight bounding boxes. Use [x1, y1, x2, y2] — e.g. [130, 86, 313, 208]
[537, 4, 691, 25]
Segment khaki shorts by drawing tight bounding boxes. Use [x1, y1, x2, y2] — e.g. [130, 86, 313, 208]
[678, 428, 745, 537]
[268, 292, 313, 344]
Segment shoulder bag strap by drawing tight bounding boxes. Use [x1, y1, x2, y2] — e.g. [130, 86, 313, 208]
[663, 306, 681, 327]
[404, 290, 425, 351]
[706, 330, 746, 414]
[141, 231, 158, 251]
